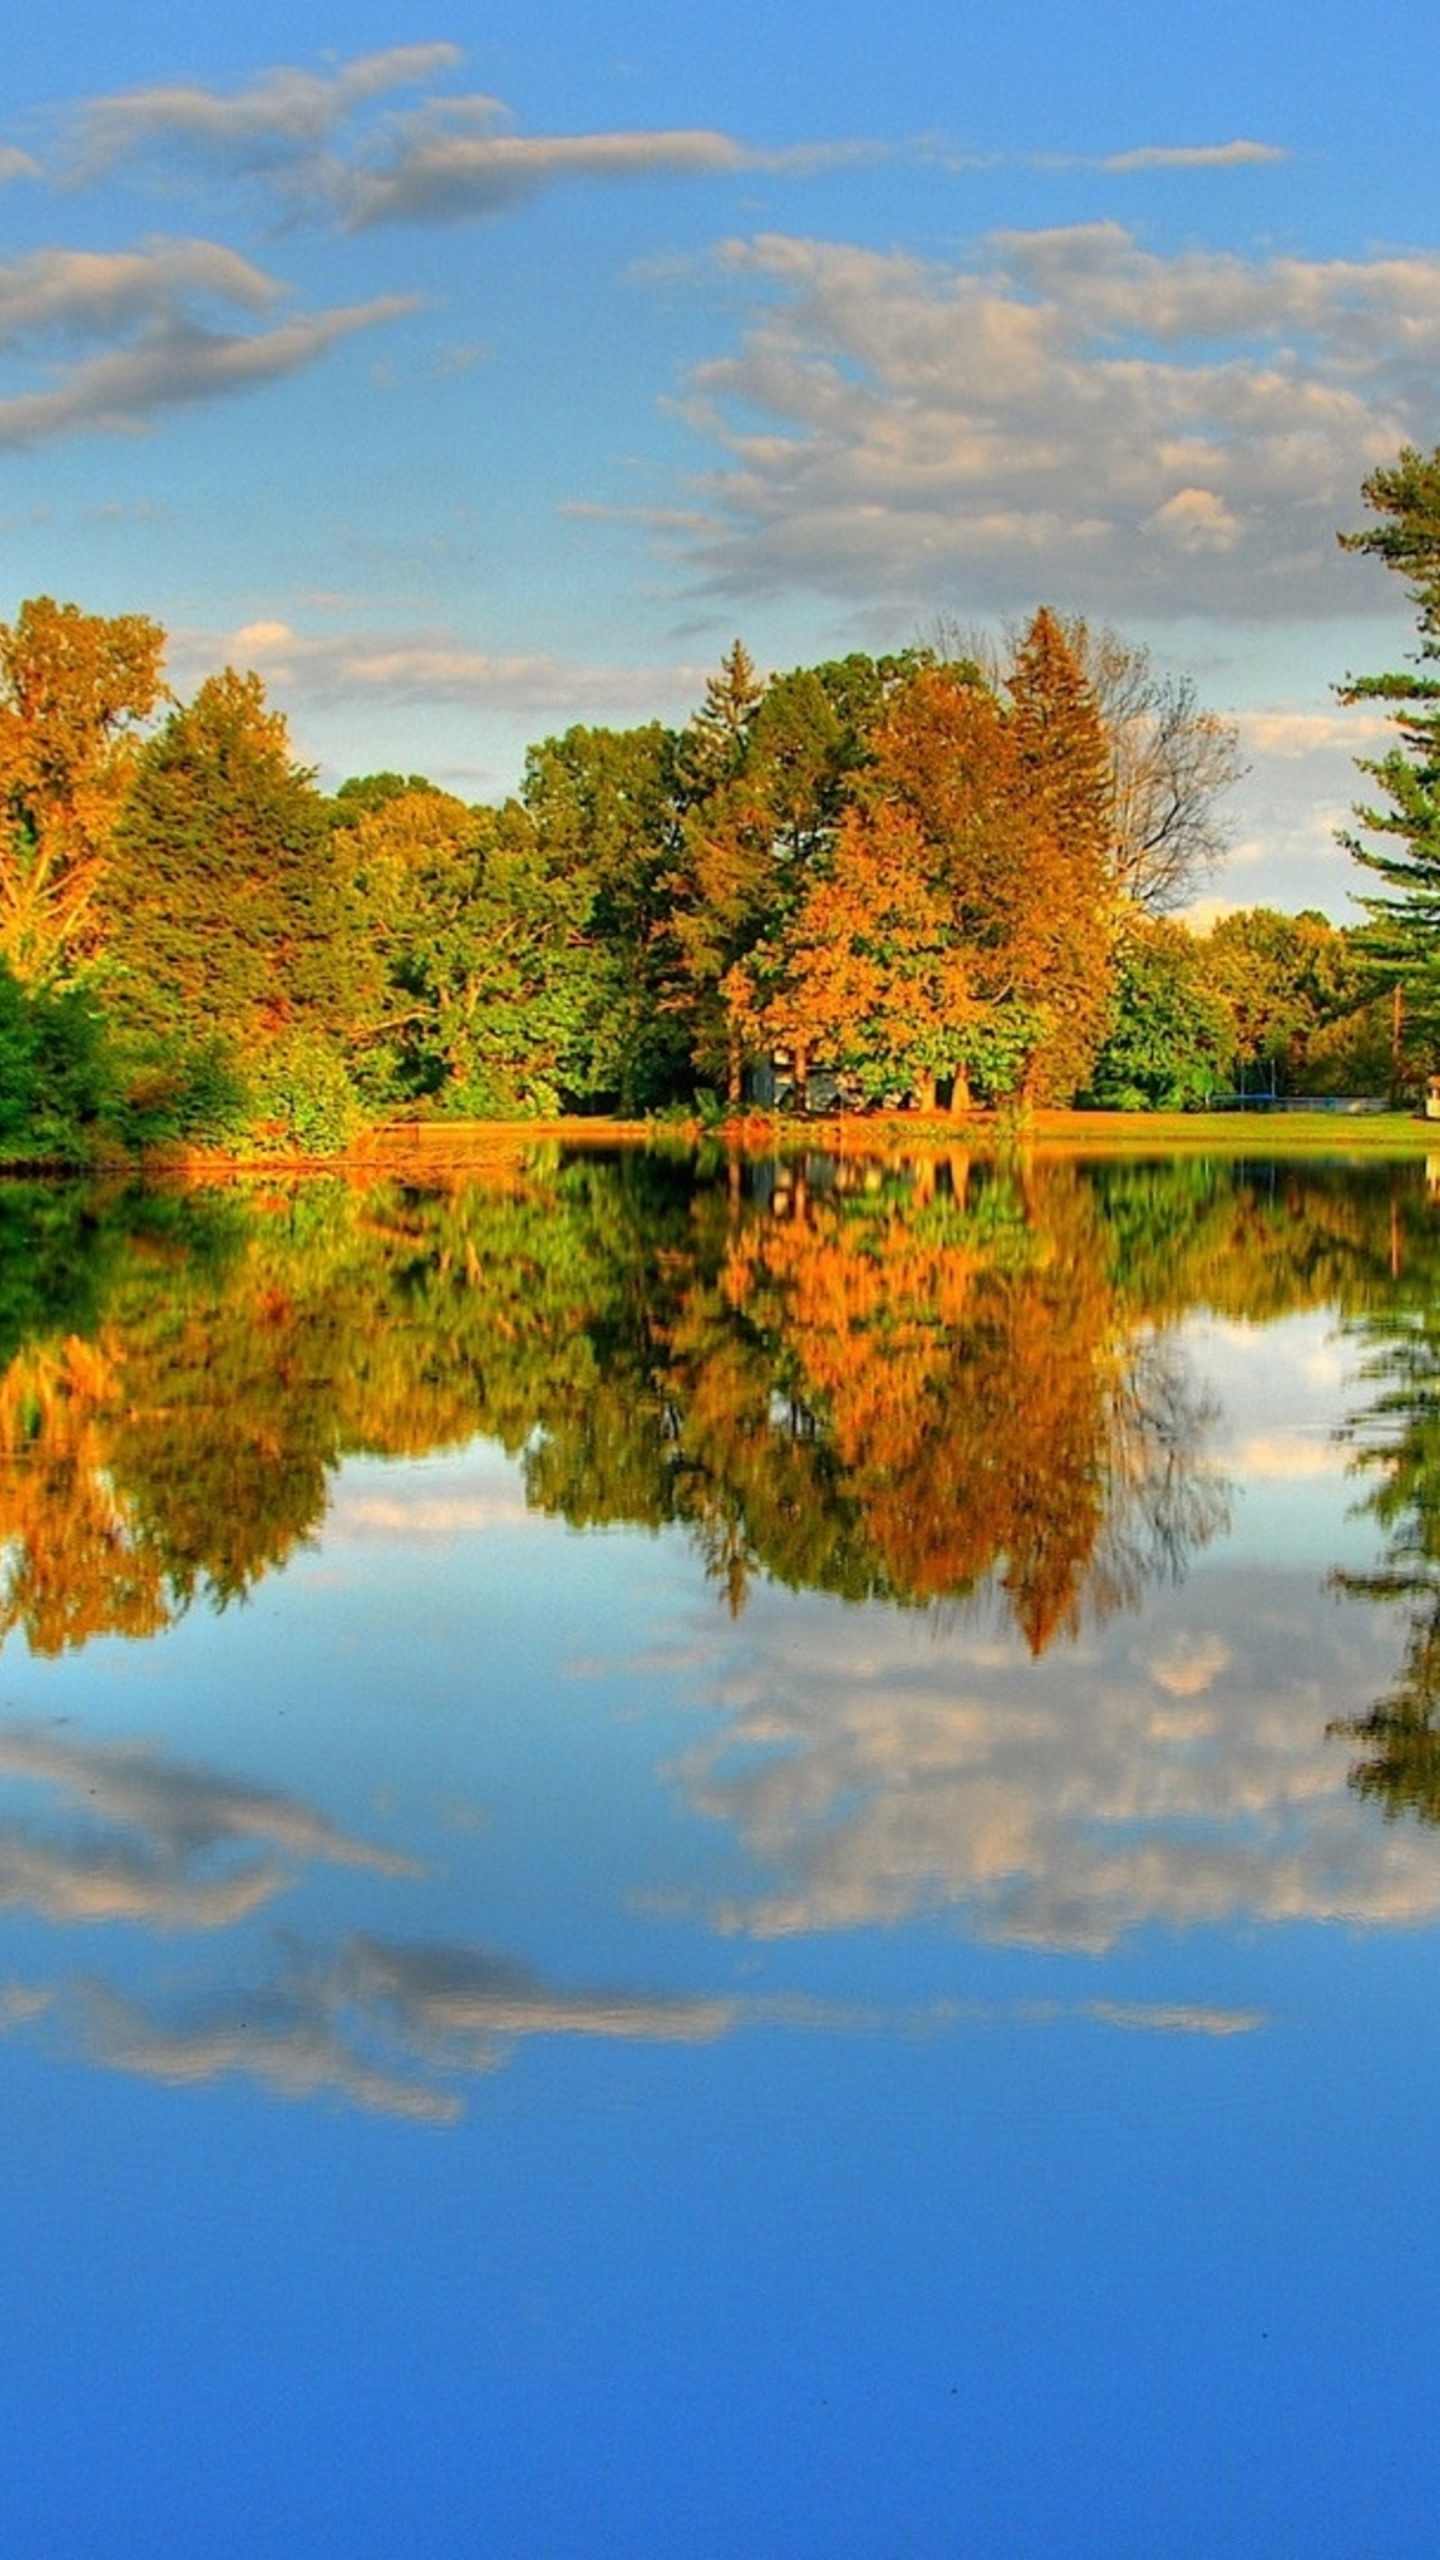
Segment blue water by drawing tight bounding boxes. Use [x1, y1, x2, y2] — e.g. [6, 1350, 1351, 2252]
[1, 1155, 1438, 2555]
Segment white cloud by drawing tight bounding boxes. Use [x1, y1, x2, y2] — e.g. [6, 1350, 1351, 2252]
[0, 1836, 281, 1931]
[1079, 1999, 1267, 2033]
[69, 45, 466, 182]
[77, 1978, 464, 2123]
[0, 1725, 418, 1874]
[214, 615, 704, 718]
[1234, 708, 1391, 757]
[0, 240, 279, 338]
[332, 1489, 533, 1538]
[668, 224, 1440, 622]
[0, 1983, 49, 2030]
[347, 126, 878, 229]
[1231, 1430, 1347, 1480]
[1150, 487, 1241, 553]
[340, 1934, 737, 2050]
[0, 239, 414, 446]
[1100, 141, 1288, 173]
[1146, 1631, 1232, 1697]
[56, 47, 872, 232]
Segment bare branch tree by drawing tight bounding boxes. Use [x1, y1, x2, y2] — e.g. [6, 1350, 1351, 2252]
[1062, 619, 1244, 914]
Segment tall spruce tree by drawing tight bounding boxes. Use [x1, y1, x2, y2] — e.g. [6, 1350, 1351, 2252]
[1005, 607, 1117, 1101]
[1338, 445, 1440, 1082]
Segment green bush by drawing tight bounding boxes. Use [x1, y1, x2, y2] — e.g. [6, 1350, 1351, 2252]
[247, 1032, 363, 1155]
[109, 1031, 250, 1151]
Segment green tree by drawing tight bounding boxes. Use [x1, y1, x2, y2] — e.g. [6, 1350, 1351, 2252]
[0, 961, 37, 1149]
[656, 648, 936, 1103]
[1083, 918, 1231, 1109]
[334, 780, 487, 1104]
[1337, 445, 1440, 1086]
[661, 645, 785, 1103]
[521, 721, 686, 1107]
[102, 670, 369, 1101]
[678, 639, 765, 798]
[0, 958, 130, 1163]
[438, 801, 609, 1116]
[1198, 907, 1366, 1094]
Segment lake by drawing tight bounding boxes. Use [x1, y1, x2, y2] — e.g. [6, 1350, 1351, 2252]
[3, 1143, 1440, 2556]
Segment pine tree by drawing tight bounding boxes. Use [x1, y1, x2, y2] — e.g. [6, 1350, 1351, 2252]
[1004, 607, 1117, 1100]
[1338, 446, 1440, 1082]
[683, 640, 764, 794]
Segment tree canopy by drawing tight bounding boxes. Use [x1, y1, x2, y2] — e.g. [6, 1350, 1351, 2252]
[0, 587, 1293, 1155]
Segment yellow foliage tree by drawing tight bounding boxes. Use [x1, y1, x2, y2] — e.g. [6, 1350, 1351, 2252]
[0, 597, 167, 984]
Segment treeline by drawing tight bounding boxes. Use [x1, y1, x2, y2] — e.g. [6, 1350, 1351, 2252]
[0, 591, 1390, 1159]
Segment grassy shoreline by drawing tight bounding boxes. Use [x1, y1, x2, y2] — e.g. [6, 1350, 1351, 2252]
[7, 1104, 1436, 1180]
[374, 1106, 1440, 1159]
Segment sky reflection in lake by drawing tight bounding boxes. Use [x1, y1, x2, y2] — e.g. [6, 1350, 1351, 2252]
[4, 1149, 1440, 2556]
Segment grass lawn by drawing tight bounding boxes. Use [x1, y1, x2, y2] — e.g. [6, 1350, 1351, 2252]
[197, 1105, 1436, 1174]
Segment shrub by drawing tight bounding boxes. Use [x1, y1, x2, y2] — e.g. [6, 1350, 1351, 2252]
[247, 1032, 363, 1155]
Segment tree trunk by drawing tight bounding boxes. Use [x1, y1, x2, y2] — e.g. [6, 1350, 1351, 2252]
[948, 1065, 972, 1114]
[913, 1067, 937, 1115]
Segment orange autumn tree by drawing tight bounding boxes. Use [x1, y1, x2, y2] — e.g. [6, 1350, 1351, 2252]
[1001, 604, 1117, 1101]
[0, 1332, 171, 1654]
[724, 611, 1117, 1108]
[0, 597, 167, 986]
[710, 1159, 1219, 1649]
[660, 649, 871, 1103]
[724, 801, 976, 1107]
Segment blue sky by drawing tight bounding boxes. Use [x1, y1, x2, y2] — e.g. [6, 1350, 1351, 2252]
[2, 0, 1436, 914]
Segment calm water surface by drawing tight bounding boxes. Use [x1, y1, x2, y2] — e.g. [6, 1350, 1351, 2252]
[3, 1146, 1440, 2556]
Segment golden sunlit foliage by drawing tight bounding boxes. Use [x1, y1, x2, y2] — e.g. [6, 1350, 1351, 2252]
[0, 598, 166, 988]
[0, 586, 1379, 1157]
[724, 615, 1118, 1113]
[0, 1149, 1426, 1665]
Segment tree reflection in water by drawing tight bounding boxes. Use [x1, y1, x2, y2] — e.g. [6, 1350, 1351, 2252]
[0, 1145, 1428, 1669]
[1331, 1238, 1440, 1821]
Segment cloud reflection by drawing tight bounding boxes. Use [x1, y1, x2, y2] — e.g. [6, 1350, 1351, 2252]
[338, 1935, 738, 2053]
[1077, 2001, 1265, 2036]
[0, 1982, 50, 2030]
[74, 1933, 739, 2122]
[77, 1974, 460, 2125]
[55, 1948, 1267, 2124]
[0, 1725, 417, 1931]
[675, 1563, 1437, 1952]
